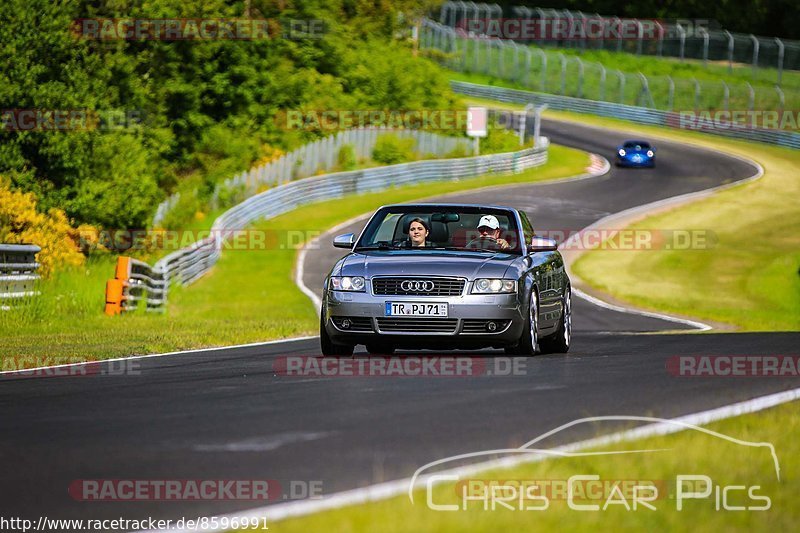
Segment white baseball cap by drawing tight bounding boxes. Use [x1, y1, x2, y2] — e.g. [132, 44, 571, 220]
[477, 215, 500, 230]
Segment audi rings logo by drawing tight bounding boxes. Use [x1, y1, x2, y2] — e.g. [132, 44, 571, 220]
[401, 280, 435, 292]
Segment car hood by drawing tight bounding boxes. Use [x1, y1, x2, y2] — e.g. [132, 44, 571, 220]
[338, 251, 516, 280]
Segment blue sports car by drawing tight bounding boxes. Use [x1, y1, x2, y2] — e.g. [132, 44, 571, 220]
[615, 140, 656, 168]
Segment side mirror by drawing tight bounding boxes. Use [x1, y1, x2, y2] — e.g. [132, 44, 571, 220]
[333, 233, 356, 249]
[530, 236, 558, 252]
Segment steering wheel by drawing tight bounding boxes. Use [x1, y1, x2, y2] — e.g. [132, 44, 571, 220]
[466, 235, 499, 250]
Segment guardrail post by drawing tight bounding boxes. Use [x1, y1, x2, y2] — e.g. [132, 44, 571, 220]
[104, 279, 126, 316]
[105, 256, 132, 315]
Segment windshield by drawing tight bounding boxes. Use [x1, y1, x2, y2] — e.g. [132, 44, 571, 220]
[356, 206, 522, 254]
[623, 141, 651, 150]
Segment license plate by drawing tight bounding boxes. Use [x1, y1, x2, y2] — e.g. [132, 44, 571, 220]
[385, 302, 448, 317]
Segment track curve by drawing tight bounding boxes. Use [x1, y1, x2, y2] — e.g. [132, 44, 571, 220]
[1, 118, 797, 530]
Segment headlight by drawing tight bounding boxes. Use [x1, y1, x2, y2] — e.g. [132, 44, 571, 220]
[472, 279, 517, 294]
[330, 276, 366, 292]
[646, 150, 654, 157]
[618, 149, 626, 156]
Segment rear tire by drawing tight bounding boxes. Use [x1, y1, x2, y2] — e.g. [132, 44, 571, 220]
[504, 288, 539, 356]
[320, 313, 354, 356]
[539, 287, 571, 354]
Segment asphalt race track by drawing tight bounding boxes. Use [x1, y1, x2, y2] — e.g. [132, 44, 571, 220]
[2, 119, 798, 529]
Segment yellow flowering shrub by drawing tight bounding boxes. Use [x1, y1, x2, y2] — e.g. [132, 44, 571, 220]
[0, 178, 86, 278]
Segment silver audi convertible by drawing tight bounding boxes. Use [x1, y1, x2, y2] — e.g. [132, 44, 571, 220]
[320, 204, 572, 356]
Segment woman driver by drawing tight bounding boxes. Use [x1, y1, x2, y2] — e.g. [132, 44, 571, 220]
[408, 217, 430, 247]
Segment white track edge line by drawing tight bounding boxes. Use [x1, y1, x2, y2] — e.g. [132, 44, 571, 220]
[0, 336, 318, 376]
[140, 386, 800, 532]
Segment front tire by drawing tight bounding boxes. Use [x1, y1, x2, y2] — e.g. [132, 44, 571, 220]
[320, 312, 354, 356]
[539, 287, 572, 354]
[504, 288, 539, 356]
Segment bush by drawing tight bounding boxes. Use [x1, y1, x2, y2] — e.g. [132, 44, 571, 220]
[372, 135, 416, 165]
[481, 124, 527, 154]
[0, 177, 85, 278]
[337, 144, 357, 171]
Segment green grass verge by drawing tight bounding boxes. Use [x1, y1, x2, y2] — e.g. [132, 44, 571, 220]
[463, 93, 800, 331]
[247, 399, 799, 531]
[0, 144, 588, 366]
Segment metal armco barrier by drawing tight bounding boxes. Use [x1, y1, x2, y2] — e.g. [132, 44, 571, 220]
[451, 80, 800, 150]
[0, 244, 41, 310]
[104, 256, 167, 315]
[107, 141, 550, 314]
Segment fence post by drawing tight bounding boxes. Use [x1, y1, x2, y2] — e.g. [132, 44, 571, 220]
[655, 21, 664, 56]
[667, 75, 674, 111]
[749, 35, 759, 77]
[598, 64, 606, 101]
[636, 20, 644, 56]
[724, 30, 734, 73]
[614, 16, 623, 53]
[746, 82, 755, 111]
[722, 81, 729, 112]
[533, 104, 548, 148]
[574, 57, 584, 98]
[776, 85, 785, 116]
[693, 78, 701, 114]
[616, 69, 625, 104]
[775, 38, 784, 85]
[523, 47, 532, 86]
[677, 24, 686, 61]
[637, 72, 654, 108]
[535, 49, 547, 92]
[700, 27, 709, 67]
[558, 52, 567, 95]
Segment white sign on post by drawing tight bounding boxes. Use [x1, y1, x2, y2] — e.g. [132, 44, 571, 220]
[466, 106, 488, 155]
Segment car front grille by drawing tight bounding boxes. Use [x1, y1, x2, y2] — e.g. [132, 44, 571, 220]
[376, 318, 459, 333]
[461, 319, 511, 334]
[372, 277, 465, 297]
[331, 316, 373, 332]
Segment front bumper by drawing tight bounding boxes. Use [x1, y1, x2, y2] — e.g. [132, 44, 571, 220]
[616, 155, 654, 167]
[323, 289, 525, 348]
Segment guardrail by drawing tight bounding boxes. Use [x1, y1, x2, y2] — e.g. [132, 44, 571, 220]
[153, 128, 475, 227]
[107, 139, 550, 314]
[0, 244, 41, 310]
[451, 80, 800, 150]
[104, 257, 167, 315]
